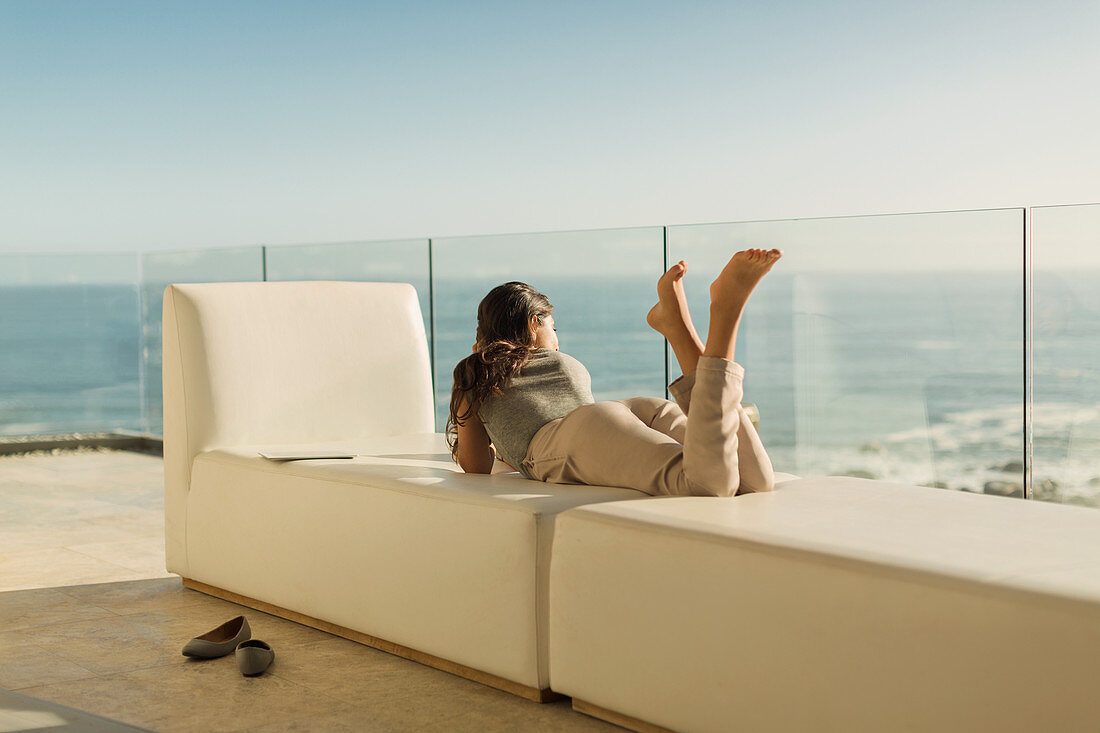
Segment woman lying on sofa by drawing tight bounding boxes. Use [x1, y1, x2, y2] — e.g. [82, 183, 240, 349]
[446, 249, 780, 497]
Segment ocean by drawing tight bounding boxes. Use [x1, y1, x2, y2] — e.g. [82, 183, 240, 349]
[2, 273, 1097, 504]
[0, 284, 142, 436]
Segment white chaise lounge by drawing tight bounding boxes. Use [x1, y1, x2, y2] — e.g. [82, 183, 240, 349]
[550, 477, 1100, 732]
[162, 281, 644, 701]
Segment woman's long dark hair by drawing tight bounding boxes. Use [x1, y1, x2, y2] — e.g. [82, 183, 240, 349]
[446, 281, 553, 462]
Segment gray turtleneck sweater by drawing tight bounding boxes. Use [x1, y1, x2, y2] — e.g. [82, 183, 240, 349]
[477, 349, 595, 478]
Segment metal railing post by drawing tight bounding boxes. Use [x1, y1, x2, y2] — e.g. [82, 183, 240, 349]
[1023, 208, 1033, 500]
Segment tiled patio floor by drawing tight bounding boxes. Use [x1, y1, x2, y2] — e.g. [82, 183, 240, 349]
[0, 448, 170, 592]
[0, 450, 616, 732]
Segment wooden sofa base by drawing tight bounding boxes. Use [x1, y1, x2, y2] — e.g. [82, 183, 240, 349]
[182, 577, 562, 703]
[572, 698, 677, 733]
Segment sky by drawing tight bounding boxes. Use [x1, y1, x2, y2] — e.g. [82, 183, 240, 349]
[1, 0, 1099, 255]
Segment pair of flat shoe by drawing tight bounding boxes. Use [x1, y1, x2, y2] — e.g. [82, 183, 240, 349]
[181, 615, 275, 676]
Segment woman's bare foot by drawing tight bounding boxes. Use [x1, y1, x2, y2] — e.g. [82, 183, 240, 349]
[709, 248, 782, 309]
[702, 249, 782, 362]
[646, 261, 697, 339]
[647, 261, 706, 376]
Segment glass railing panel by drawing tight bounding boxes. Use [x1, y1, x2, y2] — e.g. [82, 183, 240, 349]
[431, 227, 665, 432]
[1031, 203, 1100, 507]
[139, 247, 264, 436]
[0, 253, 140, 436]
[263, 238, 431, 363]
[668, 209, 1024, 491]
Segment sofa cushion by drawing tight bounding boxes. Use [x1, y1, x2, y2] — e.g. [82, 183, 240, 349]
[549, 477, 1100, 732]
[187, 432, 645, 690]
[203, 432, 643, 514]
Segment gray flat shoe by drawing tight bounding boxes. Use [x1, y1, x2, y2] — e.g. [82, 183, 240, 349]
[236, 639, 274, 676]
[182, 615, 251, 659]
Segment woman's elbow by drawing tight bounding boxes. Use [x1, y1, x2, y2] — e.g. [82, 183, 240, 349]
[457, 453, 494, 474]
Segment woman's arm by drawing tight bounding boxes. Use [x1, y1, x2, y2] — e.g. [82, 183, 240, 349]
[456, 398, 496, 474]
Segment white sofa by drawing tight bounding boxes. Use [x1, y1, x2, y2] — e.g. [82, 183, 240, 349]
[162, 281, 644, 701]
[550, 478, 1100, 732]
[166, 280, 1100, 731]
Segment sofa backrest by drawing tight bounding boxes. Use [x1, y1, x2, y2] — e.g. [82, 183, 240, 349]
[162, 281, 434, 570]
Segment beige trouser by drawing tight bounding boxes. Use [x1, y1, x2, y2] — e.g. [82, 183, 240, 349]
[521, 356, 775, 497]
